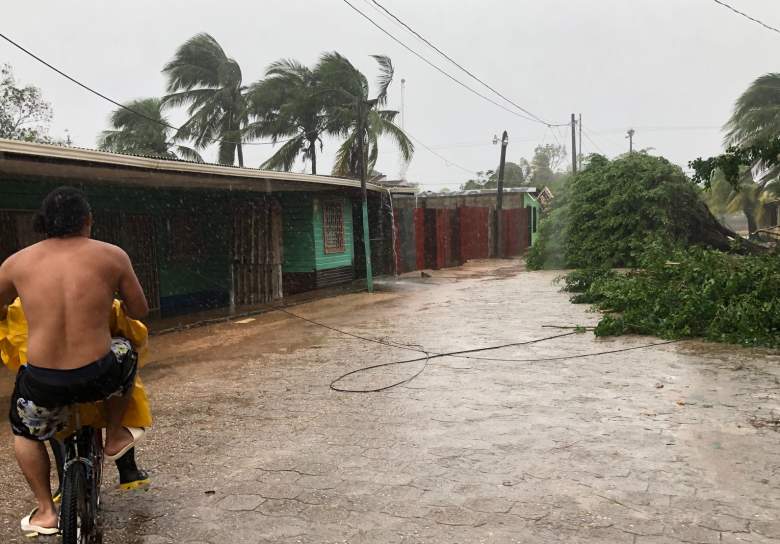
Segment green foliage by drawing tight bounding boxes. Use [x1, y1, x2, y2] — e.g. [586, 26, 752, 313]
[690, 138, 780, 189]
[0, 64, 53, 143]
[98, 97, 202, 161]
[527, 153, 735, 270]
[724, 72, 780, 149]
[317, 52, 413, 179]
[462, 144, 566, 190]
[162, 33, 249, 166]
[462, 162, 529, 190]
[245, 59, 328, 174]
[562, 244, 780, 348]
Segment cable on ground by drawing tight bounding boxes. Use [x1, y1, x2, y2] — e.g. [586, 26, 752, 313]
[156, 267, 682, 393]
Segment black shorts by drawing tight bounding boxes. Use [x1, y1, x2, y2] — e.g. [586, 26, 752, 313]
[9, 338, 138, 441]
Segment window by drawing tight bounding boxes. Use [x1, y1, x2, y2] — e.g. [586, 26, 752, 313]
[322, 201, 345, 254]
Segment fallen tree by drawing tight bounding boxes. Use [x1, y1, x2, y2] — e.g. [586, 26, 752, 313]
[527, 153, 761, 270]
[560, 245, 780, 348]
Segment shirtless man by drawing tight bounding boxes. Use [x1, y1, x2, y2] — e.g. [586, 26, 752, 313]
[0, 186, 149, 534]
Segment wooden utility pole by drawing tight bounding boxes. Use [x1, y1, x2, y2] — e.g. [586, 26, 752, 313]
[495, 130, 508, 258]
[578, 113, 582, 170]
[571, 114, 577, 175]
[627, 128, 635, 154]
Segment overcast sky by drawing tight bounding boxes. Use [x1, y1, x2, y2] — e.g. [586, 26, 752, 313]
[2, 0, 777, 189]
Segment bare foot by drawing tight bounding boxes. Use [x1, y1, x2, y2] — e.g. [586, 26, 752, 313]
[104, 427, 133, 457]
[29, 508, 58, 530]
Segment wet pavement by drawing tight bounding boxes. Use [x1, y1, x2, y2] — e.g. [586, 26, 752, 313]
[1, 259, 779, 543]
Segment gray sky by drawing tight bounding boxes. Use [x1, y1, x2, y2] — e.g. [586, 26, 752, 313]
[2, 0, 778, 189]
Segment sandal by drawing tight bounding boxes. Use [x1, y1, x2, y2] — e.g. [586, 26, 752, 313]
[105, 427, 146, 462]
[21, 508, 59, 535]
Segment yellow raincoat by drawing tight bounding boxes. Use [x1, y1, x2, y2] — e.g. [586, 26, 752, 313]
[0, 298, 153, 431]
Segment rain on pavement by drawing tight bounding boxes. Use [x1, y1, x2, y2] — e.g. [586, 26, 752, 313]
[0, 260, 778, 543]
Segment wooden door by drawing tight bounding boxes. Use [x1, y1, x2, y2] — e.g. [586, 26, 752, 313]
[231, 199, 283, 306]
[93, 212, 161, 315]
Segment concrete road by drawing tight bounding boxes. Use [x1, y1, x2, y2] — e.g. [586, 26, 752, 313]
[1, 260, 778, 543]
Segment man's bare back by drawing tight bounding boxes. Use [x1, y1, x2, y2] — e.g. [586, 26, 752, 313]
[1, 237, 148, 369]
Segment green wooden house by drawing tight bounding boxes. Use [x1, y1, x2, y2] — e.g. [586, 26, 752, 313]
[0, 139, 391, 320]
[280, 193, 356, 294]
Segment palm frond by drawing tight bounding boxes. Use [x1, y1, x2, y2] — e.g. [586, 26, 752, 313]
[317, 51, 367, 101]
[261, 134, 306, 171]
[332, 131, 359, 177]
[162, 33, 227, 92]
[725, 72, 780, 147]
[172, 145, 204, 162]
[370, 55, 394, 105]
[161, 88, 217, 111]
[368, 110, 414, 163]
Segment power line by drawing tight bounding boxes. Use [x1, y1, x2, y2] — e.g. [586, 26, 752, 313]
[712, 0, 780, 35]
[339, 0, 550, 125]
[0, 31, 288, 149]
[403, 129, 480, 175]
[580, 125, 606, 155]
[368, 0, 555, 126]
[589, 125, 721, 134]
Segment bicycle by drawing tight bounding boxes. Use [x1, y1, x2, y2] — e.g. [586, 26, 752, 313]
[59, 412, 104, 544]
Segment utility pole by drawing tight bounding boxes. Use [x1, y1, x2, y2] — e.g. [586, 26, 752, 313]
[358, 101, 373, 293]
[495, 130, 508, 258]
[571, 114, 578, 175]
[627, 128, 635, 154]
[578, 113, 582, 170]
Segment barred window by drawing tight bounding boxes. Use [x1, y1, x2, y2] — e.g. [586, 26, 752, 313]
[322, 201, 345, 254]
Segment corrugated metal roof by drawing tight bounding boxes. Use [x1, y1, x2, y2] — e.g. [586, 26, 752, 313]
[411, 187, 538, 197]
[0, 138, 388, 192]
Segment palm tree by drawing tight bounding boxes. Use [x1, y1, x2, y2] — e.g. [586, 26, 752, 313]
[162, 33, 248, 166]
[98, 98, 202, 161]
[725, 73, 780, 150]
[705, 172, 769, 234]
[316, 52, 413, 179]
[245, 59, 327, 174]
[719, 73, 780, 232]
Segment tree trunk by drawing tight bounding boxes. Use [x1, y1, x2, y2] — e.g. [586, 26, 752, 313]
[742, 200, 758, 236]
[237, 142, 244, 168]
[309, 138, 317, 175]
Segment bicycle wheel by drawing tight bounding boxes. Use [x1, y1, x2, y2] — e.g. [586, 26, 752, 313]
[60, 462, 88, 544]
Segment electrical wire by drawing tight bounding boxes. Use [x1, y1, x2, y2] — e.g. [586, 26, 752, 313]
[338, 0, 548, 125]
[712, 0, 780, 35]
[329, 331, 680, 392]
[0, 31, 291, 149]
[368, 0, 554, 126]
[403, 129, 480, 175]
[580, 124, 606, 155]
[156, 263, 682, 393]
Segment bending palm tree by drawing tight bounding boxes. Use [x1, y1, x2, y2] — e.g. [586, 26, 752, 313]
[317, 53, 413, 292]
[246, 60, 327, 174]
[98, 97, 202, 161]
[317, 52, 413, 179]
[721, 72, 780, 232]
[725, 72, 780, 152]
[162, 33, 248, 166]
